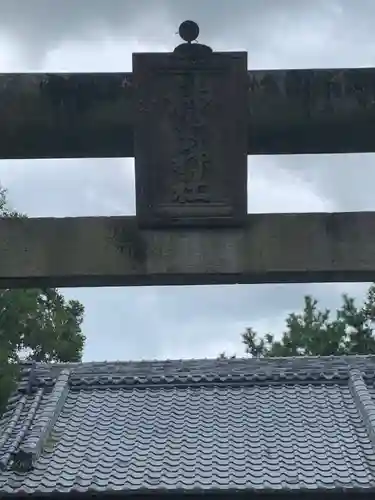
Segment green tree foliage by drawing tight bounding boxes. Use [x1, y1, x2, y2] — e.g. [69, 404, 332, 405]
[0, 187, 85, 411]
[219, 284, 375, 359]
[241, 285, 375, 358]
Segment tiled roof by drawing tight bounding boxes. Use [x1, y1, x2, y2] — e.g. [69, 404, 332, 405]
[1, 356, 375, 496]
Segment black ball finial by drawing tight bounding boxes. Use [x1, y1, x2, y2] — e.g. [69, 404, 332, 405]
[178, 20, 199, 43]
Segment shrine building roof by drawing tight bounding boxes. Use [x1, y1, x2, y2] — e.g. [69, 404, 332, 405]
[1, 356, 375, 497]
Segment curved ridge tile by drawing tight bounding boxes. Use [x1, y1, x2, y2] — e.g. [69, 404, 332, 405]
[59, 356, 374, 388]
[12, 369, 70, 471]
[1, 389, 44, 471]
[0, 395, 27, 454]
[350, 369, 375, 450]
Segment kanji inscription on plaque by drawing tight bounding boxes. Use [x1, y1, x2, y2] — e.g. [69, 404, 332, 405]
[133, 24, 248, 228]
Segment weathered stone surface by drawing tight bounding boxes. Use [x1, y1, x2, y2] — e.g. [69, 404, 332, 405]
[1, 212, 375, 288]
[1, 68, 375, 159]
[0, 73, 134, 159]
[133, 51, 248, 227]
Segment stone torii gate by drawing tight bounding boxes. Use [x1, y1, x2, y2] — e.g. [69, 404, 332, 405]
[1, 21, 375, 289]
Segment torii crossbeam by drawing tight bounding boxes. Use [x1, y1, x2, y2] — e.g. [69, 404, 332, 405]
[1, 20, 375, 289]
[1, 67, 375, 159]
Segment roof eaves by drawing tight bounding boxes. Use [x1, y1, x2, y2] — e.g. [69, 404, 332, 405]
[2, 485, 375, 499]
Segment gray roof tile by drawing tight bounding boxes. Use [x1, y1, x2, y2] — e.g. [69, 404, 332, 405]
[2, 356, 375, 495]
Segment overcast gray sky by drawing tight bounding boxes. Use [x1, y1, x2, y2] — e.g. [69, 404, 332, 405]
[0, 0, 374, 361]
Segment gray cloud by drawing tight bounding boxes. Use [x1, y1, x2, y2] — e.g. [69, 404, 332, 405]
[274, 153, 375, 213]
[0, 158, 135, 217]
[0, 1, 364, 63]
